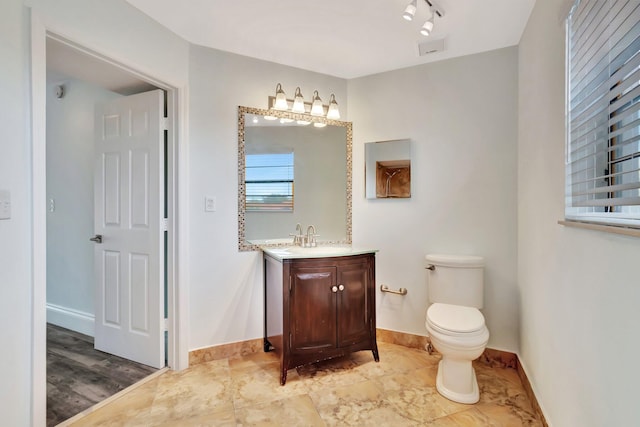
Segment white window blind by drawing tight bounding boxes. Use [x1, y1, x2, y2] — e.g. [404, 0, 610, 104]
[566, 0, 640, 228]
[245, 152, 294, 212]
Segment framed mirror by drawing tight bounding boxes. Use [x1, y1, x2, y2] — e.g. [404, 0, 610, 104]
[238, 106, 352, 251]
[365, 139, 411, 199]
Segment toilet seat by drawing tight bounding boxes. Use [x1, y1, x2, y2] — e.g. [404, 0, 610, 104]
[427, 303, 485, 337]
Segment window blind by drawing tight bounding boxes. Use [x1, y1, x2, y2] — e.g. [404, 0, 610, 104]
[566, 0, 640, 227]
[245, 152, 294, 212]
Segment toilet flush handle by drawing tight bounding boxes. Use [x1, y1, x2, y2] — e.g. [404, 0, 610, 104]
[426, 264, 435, 271]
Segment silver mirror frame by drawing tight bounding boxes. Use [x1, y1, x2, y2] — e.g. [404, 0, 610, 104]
[237, 105, 353, 251]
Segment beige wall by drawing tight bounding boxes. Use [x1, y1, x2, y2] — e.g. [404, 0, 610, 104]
[518, 1, 640, 425]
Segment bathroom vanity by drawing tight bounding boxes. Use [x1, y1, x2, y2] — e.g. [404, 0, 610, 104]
[261, 246, 379, 385]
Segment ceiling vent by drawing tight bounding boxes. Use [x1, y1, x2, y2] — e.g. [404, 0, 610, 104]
[418, 38, 446, 56]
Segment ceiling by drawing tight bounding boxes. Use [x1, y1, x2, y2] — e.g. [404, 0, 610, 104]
[125, 0, 536, 79]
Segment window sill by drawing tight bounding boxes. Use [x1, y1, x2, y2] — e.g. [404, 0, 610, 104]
[558, 220, 640, 238]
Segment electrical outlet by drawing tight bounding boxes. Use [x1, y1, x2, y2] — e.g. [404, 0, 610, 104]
[204, 196, 216, 212]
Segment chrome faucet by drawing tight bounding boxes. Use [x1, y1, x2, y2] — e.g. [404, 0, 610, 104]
[305, 225, 317, 247]
[291, 223, 304, 246]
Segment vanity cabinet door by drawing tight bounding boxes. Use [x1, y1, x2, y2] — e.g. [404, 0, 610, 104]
[289, 265, 338, 354]
[336, 258, 371, 348]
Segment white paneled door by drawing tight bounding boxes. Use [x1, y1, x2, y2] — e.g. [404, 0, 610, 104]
[93, 89, 165, 369]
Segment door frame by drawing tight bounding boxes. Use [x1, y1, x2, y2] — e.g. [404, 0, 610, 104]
[30, 12, 190, 426]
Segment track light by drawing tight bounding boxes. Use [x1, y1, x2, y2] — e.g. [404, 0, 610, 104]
[420, 15, 434, 36]
[273, 83, 288, 110]
[402, 0, 417, 21]
[403, 0, 445, 37]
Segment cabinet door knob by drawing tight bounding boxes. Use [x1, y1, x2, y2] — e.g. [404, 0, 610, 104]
[338, 284, 345, 291]
[331, 286, 338, 293]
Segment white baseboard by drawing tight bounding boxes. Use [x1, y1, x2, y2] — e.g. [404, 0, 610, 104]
[46, 303, 95, 337]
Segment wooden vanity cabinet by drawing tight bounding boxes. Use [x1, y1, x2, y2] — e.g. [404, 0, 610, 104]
[264, 252, 379, 385]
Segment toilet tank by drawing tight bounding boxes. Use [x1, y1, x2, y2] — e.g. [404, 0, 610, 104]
[426, 254, 485, 308]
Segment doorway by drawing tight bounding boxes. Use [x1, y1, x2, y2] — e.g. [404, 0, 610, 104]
[39, 32, 182, 423]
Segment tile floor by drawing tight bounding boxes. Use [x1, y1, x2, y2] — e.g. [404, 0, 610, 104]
[68, 342, 542, 426]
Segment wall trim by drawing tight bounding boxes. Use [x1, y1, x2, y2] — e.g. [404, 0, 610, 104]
[46, 303, 95, 337]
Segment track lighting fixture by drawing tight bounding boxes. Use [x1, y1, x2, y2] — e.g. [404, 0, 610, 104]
[420, 15, 434, 36]
[403, 0, 445, 37]
[402, 0, 417, 21]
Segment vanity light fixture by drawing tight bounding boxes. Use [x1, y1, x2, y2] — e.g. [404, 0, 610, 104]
[402, 0, 417, 21]
[326, 94, 340, 120]
[267, 85, 341, 121]
[273, 83, 288, 110]
[310, 90, 324, 116]
[291, 87, 306, 113]
[403, 0, 445, 37]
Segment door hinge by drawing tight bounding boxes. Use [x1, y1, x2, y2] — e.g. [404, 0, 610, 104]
[161, 117, 169, 131]
[163, 318, 169, 332]
[162, 218, 168, 231]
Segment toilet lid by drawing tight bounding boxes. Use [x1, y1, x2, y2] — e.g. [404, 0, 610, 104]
[427, 303, 485, 333]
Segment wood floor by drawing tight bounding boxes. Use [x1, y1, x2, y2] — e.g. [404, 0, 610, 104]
[47, 323, 158, 426]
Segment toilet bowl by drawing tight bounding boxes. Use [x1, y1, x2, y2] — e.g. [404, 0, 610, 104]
[426, 302, 489, 404]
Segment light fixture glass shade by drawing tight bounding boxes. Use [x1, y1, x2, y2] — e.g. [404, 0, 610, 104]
[310, 90, 324, 116]
[313, 122, 327, 128]
[274, 83, 288, 110]
[292, 87, 306, 113]
[326, 94, 340, 119]
[420, 17, 434, 36]
[402, 0, 417, 21]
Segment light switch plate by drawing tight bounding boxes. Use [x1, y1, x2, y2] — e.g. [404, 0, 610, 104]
[204, 196, 216, 212]
[0, 190, 11, 220]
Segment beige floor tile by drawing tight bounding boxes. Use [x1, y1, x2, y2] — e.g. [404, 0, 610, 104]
[235, 394, 325, 427]
[310, 380, 419, 426]
[429, 408, 495, 426]
[67, 342, 543, 427]
[145, 359, 234, 423]
[477, 403, 543, 427]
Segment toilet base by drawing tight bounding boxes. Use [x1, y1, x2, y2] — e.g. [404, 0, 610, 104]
[435, 359, 480, 404]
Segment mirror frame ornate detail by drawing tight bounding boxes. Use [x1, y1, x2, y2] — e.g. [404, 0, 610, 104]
[237, 105, 353, 251]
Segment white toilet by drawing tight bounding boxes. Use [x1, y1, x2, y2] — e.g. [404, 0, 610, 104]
[425, 254, 490, 404]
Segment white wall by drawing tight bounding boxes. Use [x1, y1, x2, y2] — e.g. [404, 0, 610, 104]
[46, 75, 121, 335]
[0, 1, 34, 424]
[348, 47, 519, 352]
[518, 1, 640, 425]
[187, 45, 348, 349]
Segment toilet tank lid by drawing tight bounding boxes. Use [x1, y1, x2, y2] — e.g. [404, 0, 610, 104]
[425, 254, 484, 268]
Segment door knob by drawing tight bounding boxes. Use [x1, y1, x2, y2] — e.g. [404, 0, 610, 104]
[331, 286, 338, 293]
[89, 234, 103, 244]
[338, 284, 345, 291]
